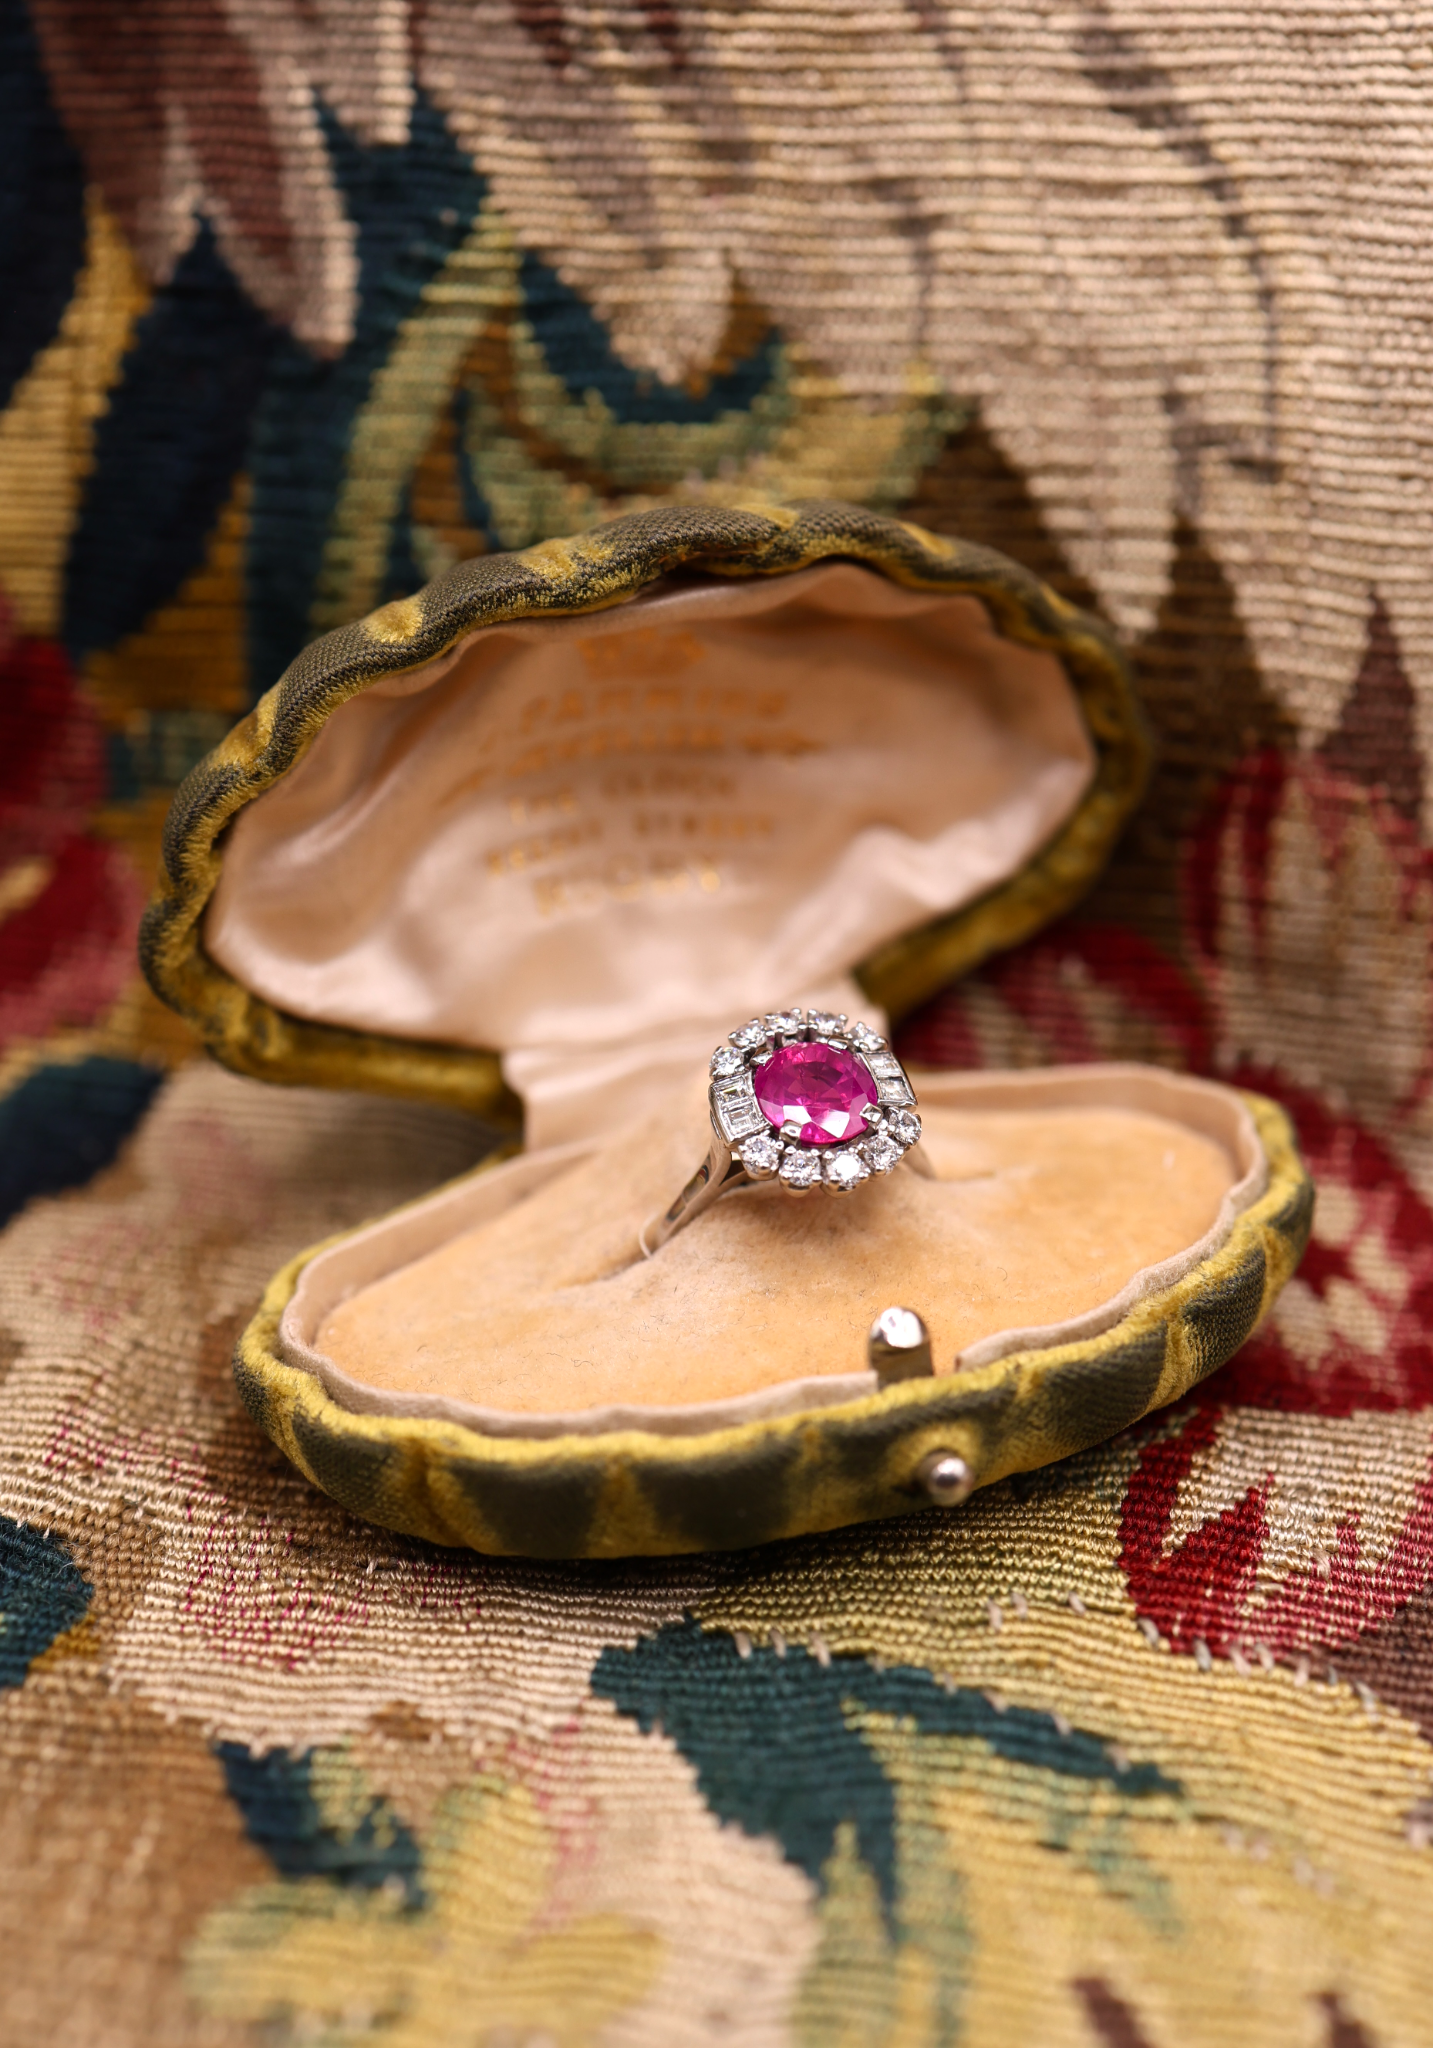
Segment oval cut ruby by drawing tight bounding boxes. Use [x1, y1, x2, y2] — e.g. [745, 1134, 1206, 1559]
[753, 1043, 878, 1146]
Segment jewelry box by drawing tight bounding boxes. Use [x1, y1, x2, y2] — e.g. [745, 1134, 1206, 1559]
[143, 501, 1312, 1557]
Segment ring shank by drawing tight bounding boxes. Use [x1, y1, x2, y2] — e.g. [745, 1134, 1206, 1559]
[639, 1119, 747, 1257]
[641, 1127, 933, 1256]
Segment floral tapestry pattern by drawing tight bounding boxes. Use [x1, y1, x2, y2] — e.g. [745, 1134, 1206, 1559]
[2, 3, 1433, 2043]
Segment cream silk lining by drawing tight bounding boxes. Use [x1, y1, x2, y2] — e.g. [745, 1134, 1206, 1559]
[206, 564, 1094, 1147]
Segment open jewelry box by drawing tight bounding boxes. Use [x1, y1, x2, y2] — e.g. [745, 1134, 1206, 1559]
[143, 502, 1312, 1558]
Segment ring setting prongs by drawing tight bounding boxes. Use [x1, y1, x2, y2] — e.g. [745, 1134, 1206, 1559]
[710, 1008, 922, 1199]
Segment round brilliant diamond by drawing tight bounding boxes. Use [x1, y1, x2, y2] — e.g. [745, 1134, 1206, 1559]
[885, 1107, 921, 1146]
[740, 1134, 783, 1178]
[779, 1149, 820, 1190]
[824, 1149, 870, 1191]
[861, 1131, 902, 1174]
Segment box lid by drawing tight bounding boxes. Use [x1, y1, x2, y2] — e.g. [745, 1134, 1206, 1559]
[142, 500, 1147, 1141]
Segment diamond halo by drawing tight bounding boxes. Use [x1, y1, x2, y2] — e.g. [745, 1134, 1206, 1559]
[642, 1007, 924, 1253]
[710, 1007, 922, 1200]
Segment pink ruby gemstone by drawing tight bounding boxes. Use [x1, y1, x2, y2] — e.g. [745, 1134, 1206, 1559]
[753, 1043, 879, 1146]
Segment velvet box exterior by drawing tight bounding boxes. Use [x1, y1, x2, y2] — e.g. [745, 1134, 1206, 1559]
[142, 500, 1313, 1556]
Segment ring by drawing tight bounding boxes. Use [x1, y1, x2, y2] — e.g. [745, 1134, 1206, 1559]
[640, 1008, 924, 1255]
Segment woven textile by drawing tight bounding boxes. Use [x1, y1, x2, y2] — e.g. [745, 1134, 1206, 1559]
[3, 3, 1433, 2042]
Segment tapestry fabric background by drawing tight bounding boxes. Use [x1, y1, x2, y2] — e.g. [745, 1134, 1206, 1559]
[3, 3, 1432, 2042]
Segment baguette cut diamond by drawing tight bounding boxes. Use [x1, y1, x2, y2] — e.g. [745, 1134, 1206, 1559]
[714, 1078, 763, 1141]
[753, 1043, 879, 1146]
